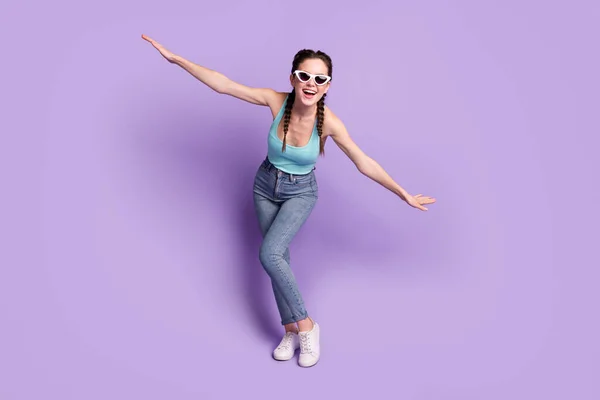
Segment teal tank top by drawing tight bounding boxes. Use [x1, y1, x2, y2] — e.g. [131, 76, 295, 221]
[267, 95, 320, 175]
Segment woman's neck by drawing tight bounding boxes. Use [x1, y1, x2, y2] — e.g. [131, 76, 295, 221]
[291, 101, 317, 119]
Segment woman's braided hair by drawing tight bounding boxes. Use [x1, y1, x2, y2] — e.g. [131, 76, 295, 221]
[281, 49, 332, 155]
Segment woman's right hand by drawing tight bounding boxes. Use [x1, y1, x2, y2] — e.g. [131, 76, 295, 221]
[140, 34, 278, 108]
[141, 34, 177, 63]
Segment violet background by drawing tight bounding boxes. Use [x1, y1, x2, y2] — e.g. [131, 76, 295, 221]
[2, 0, 598, 399]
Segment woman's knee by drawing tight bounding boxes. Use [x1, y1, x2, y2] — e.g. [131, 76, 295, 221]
[259, 242, 284, 270]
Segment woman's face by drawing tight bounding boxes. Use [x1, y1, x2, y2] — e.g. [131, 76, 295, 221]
[291, 58, 331, 107]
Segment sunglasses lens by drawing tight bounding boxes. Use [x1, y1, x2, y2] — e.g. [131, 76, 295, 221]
[297, 72, 311, 82]
[315, 76, 328, 85]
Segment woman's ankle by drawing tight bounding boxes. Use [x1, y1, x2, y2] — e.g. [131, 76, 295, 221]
[284, 323, 298, 334]
[297, 317, 313, 332]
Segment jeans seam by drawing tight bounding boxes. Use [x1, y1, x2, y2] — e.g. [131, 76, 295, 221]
[266, 197, 316, 317]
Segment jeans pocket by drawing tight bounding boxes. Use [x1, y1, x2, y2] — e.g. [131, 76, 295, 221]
[294, 173, 312, 185]
[310, 176, 319, 197]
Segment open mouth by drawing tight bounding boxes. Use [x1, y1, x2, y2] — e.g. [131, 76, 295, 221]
[302, 89, 317, 99]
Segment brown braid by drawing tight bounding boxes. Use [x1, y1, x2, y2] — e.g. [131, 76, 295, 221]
[281, 91, 327, 155]
[282, 91, 327, 155]
[281, 89, 295, 152]
[316, 93, 327, 155]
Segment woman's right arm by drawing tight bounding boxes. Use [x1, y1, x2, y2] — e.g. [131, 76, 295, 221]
[172, 55, 279, 106]
[142, 34, 280, 108]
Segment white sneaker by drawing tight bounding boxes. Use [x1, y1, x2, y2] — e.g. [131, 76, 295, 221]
[272, 331, 300, 361]
[298, 320, 320, 367]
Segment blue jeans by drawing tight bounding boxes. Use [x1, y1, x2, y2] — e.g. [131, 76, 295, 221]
[252, 156, 319, 325]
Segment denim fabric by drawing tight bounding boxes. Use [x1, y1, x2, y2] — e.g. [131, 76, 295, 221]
[252, 156, 318, 325]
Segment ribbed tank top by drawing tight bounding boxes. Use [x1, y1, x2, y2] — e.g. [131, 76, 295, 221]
[266, 95, 319, 175]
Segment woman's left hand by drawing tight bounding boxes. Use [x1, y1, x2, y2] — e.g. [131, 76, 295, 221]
[405, 194, 436, 211]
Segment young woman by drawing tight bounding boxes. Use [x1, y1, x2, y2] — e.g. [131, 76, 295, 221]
[141, 34, 436, 368]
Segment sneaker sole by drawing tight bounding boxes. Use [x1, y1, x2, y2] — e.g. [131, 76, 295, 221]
[298, 360, 319, 368]
[272, 350, 298, 361]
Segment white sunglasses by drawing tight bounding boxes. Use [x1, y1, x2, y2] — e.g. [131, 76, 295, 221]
[293, 70, 331, 86]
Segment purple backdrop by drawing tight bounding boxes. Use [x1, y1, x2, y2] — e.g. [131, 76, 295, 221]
[2, 0, 599, 398]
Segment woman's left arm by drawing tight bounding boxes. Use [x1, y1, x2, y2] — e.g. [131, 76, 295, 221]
[326, 111, 435, 211]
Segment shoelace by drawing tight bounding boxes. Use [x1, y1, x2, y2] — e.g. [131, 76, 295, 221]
[277, 332, 295, 350]
[299, 332, 312, 354]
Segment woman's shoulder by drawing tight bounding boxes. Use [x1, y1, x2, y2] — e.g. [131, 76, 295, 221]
[266, 91, 290, 119]
[322, 105, 344, 138]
